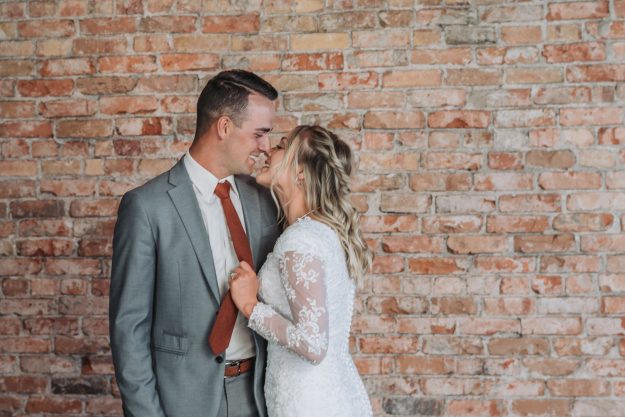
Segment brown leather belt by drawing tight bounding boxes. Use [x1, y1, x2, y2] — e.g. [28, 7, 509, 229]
[224, 357, 254, 378]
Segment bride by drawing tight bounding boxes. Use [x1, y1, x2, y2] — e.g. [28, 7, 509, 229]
[229, 125, 373, 417]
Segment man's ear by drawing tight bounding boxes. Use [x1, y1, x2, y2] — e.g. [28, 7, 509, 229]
[216, 116, 231, 140]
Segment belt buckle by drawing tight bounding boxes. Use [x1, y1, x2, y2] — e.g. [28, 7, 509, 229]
[225, 359, 242, 377]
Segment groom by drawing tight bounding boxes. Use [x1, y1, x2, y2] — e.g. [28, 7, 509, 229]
[109, 70, 280, 417]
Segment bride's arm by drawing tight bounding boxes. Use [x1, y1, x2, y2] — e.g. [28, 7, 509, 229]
[248, 250, 329, 365]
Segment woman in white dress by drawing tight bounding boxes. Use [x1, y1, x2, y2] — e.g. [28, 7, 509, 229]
[229, 125, 373, 417]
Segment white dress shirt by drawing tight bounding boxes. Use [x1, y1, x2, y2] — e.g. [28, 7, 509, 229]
[183, 151, 255, 360]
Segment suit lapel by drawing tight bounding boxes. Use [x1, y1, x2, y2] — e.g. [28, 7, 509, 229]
[235, 176, 261, 269]
[167, 160, 221, 303]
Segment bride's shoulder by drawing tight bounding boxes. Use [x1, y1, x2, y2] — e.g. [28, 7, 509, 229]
[275, 217, 336, 255]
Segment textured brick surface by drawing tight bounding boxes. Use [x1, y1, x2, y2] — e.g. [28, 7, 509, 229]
[1, 1, 625, 416]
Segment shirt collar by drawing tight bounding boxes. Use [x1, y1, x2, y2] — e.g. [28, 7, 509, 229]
[183, 151, 239, 200]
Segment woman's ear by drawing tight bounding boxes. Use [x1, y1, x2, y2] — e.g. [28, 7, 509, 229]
[216, 116, 231, 140]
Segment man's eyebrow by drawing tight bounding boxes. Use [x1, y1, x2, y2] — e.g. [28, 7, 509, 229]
[255, 127, 272, 133]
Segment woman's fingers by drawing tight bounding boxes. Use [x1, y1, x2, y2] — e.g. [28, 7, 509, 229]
[239, 261, 253, 272]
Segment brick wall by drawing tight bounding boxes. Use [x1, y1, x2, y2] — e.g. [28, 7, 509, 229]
[1, 0, 625, 416]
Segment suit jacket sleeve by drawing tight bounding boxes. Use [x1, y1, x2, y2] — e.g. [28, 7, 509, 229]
[109, 191, 167, 417]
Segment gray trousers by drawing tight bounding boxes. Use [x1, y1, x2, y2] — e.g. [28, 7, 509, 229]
[217, 370, 260, 417]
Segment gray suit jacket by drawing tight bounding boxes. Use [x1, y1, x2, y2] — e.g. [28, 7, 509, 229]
[109, 158, 280, 417]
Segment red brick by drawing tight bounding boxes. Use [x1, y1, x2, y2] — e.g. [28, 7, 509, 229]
[553, 213, 613, 232]
[282, 53, 343, 71]
[488, 152, 523, 170]
[496, 110, 556, 127]
[561, 107, 623, 126]
[511, 399, 571, 416]
[202, 14, 260, 33]
[506, 67, 563, 84]
[474, 173, 533, 191]
[160, 53, 220, 71]
[539, 172, 601, 189]
[548, 379, 610, 396]
[360, 336, 418, 354]
[500, 194, 561, 212]
[547, 1, 609, 20]
[41, 58, 94, 76]
[100, 96, 158, 115]
[568, 193, 625, 211]
[0, 337, 50, 353]
[45, 258, 101, 276]
[567, 64, 625, 82]
[424, 152, 481, 170]
[412, 48, 471, 65]
[447, 69, 502, 85]
[410, 173, 471, 191]
[0, 375, 47, 393]
[602, 297, 625, 313]
[76, 76, 138, 95]
[318, 72, 378, 91]
[39, 99, 97, 118]
[98, 56, 157, 73]
[409, 258, 467, 275]
[522, 317, 582, 335]
[382, 70, 441, 87]
[10, 200, 64, 218]
[27, 396, 82, 414]
[86, 396, 122, 414]
[0, 121, 52, 138]
[379, 193, 430, 214]
[18, 19, 75, 38]
[69, 199, 120, 217]
[80, 17, 137, 35]
[474, 257, 534, 273]
[17, 239, 74, 256]
[140, 15, 196, 33]
[447, 236, 508, 254]
[396, 355, 454, 374]
[73, 38, 127, 55]
[360, 215, 417, 233]
[0, 101, 35, 119]
[78, 238, 112, 257]
[20, 355, 77, 373]
[0, 160, 37, 177]
[515, 234, 575, 253]
[540, 255, 601, 273]
[543, 42, 606, 63]
[382, 236, 443, 254]
[57, 120, 112, 138]
[437, 196, 496, 214]
[172, 34, 229, 52]
[583, 234, 625, 254]
[501, 26, 542, 45]
[422, 215, 483, 234]
[448, 399, 504, 416]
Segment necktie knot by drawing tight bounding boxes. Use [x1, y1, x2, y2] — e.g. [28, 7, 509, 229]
[214, 181, 231, 200]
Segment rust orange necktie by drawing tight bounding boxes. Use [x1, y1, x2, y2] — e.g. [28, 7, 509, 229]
[208, 181, 254, 355]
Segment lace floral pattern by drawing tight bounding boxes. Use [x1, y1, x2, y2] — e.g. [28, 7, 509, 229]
[249, 250, 328, 363]
[248, 217, 372, 417]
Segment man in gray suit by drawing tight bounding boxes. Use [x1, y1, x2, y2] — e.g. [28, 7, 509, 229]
[110, 70, 280, 417]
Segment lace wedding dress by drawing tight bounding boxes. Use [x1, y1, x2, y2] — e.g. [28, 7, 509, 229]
[248, 217, 372, 417]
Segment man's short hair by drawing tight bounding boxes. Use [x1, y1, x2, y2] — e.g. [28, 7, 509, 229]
[194, 70, 278, 140]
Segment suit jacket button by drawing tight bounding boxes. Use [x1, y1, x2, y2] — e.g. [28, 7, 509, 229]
[215, 355, 224, 363]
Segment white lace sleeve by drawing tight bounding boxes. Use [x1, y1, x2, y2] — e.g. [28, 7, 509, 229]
[249, 250, 329, 365]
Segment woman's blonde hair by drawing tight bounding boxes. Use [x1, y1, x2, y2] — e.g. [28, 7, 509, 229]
[270, 125, 371, 280]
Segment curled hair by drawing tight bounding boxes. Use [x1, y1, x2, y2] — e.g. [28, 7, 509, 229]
[194, 70, 278, 140]
[272, 125, 372, 280]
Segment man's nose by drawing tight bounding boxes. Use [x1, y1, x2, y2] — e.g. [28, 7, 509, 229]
[257, 134, 270, 153]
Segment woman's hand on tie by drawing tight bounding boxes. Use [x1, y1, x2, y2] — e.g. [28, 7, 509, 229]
[229, 261, 259, 319]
